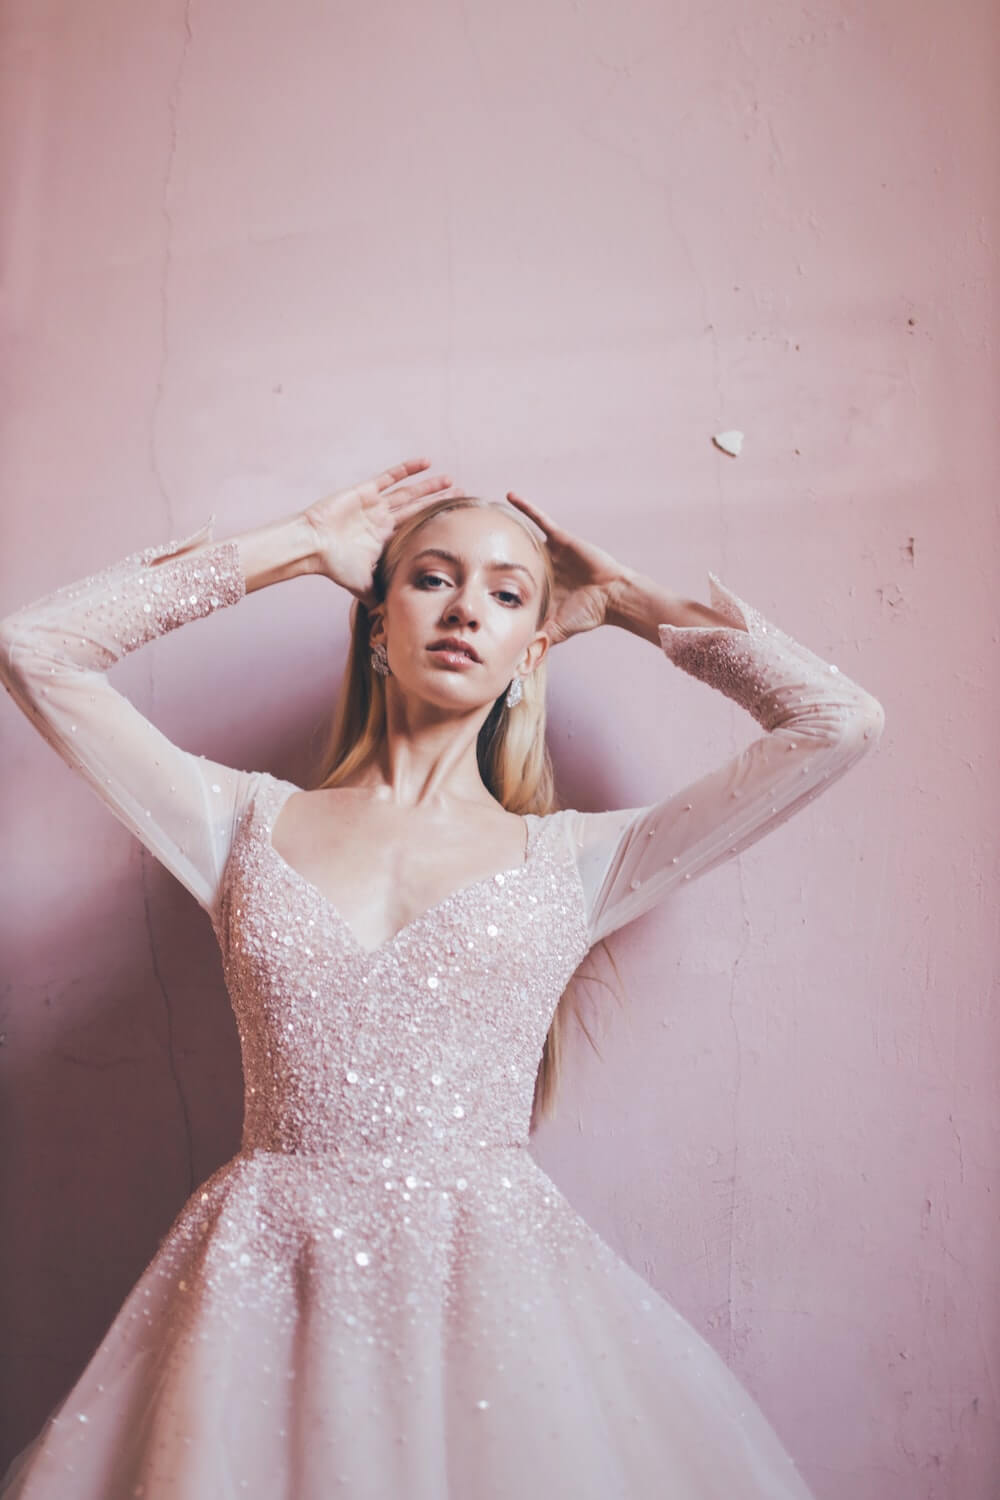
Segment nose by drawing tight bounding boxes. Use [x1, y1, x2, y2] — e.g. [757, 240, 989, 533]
[441, 590, 480, 630]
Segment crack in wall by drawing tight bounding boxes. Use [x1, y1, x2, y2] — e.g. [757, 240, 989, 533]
[51, 1051, 144, 1070]
[139, 847, 196, 1199]
[948, 1112, 965, 1186]
[725, 849, 751, 1364]
[149, 0, 194, 534]
[137, 0, 197, 1203]
[442, 177, 457, 464]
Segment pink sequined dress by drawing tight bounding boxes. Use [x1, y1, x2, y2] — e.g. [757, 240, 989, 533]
[0, 517, 884, 1499]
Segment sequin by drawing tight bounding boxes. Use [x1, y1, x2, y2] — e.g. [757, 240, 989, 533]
[0, 526, 884, 1499]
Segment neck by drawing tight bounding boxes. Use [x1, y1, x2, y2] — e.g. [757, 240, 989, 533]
[352, 688, 497, 810]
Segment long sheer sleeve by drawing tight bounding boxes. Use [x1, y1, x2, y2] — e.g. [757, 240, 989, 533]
[568, 573, 886, 947]
[0, 515, 252, 923]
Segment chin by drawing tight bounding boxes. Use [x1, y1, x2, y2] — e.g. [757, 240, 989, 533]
[395, 672, 492, 710]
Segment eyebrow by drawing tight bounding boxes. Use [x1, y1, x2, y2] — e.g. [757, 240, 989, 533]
[410, 547, 536, 585]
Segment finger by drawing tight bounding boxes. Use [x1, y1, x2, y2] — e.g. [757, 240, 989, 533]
[374, 457, 433, 492]
[411, 482, 463, 506]
[506, 490, 559, 537]
[411, 472, 455, 498]
[387, 475, 456, 512]
[384, 485, 462, 532]
[387, 472, 453, 502]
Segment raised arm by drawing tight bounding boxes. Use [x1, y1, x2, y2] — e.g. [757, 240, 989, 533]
[0, 458, 459, 923]
[568, 571, 885, 946]
[0, 516, 258, 921]
[502, 489, 885, 949]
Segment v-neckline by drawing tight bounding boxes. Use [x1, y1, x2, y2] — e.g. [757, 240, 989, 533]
[259, 773, 538, 959]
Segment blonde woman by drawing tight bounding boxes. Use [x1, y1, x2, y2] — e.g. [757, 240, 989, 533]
[0, 456, 884, 1498]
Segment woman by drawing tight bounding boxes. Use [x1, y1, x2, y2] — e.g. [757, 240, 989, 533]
[0, 456, 884, 1498]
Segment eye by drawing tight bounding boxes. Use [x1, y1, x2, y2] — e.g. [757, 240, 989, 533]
[416, 572, 522, 606]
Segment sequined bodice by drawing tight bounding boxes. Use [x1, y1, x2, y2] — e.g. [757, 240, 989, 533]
[216, 774, 591, 1161]
[0, 519, 883, 1500]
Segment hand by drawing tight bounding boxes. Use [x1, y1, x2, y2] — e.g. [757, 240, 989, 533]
[303, 457, 460, 604]
[504, 491, 632, 646]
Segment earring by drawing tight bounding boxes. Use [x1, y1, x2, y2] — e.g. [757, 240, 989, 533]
[505, 675, 523, 708]
[371, 641, 390, 677]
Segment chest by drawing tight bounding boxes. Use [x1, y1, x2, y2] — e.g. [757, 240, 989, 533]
[265, 787, 533, 953]
[220, 788, 591, 1017]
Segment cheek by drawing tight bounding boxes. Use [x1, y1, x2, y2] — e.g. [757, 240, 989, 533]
[386, 592, 436, 656]
[513, 608, 540, 647]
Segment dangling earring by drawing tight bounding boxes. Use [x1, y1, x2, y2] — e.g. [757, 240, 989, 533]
[371, 641, 390, 677]
[505, 675, 523, 708]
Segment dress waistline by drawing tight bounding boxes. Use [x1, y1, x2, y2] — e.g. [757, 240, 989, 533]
[237, 1138, 529, 1173]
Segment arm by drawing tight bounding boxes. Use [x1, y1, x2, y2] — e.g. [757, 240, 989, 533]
[0, 511, 313, 921]
[570, 570, 886, 946]
[0, 457, 458, 923]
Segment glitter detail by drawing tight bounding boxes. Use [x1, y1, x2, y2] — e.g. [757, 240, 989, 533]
[211, 772, 596, 1169]
[0, 516, 249, 918]
[570, 575, 885, 948]
[0, 535, 881, 1496]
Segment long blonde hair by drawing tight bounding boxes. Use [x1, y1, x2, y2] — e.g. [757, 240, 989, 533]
[311, 495, 618, 1127]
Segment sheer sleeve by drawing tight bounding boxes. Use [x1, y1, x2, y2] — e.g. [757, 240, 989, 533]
[0, 515, 253, 923]
[567, 573, 886, 947]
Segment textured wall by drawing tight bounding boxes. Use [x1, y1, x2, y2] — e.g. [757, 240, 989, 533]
[1, 1, 997, 1495]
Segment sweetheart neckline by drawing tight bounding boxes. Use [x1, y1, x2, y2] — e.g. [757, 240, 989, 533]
[259, 774, 538, 959]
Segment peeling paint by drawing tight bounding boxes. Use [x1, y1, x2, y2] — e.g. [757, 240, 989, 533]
[712, 429, 745, 457]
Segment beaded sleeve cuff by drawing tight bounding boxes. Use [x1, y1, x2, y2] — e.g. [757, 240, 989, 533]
[658, 573, 878, 736]
[1, 515, 246, 673]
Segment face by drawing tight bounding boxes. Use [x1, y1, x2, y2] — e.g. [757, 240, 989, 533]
[371, 507, 550, 712]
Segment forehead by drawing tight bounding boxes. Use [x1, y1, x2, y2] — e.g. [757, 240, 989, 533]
[403, 507, 542, 573]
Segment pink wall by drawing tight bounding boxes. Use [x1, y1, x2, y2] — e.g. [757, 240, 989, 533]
[1, 1, 997, 1495]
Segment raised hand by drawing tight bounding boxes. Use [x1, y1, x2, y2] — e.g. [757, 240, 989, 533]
[304, 458, 460, 603]
[505, 491, 631, 647]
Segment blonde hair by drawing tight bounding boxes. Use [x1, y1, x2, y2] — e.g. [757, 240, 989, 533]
[311, 495, 618, 1128]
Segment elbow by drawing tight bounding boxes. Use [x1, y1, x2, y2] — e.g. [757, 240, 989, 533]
[0, 612, 43, 701]
[0, 613, 21, 691]
[858, 691, 885, 744]
[838, 691, 886, 756]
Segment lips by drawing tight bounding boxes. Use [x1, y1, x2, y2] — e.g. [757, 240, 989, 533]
[428, 638, 481, 663]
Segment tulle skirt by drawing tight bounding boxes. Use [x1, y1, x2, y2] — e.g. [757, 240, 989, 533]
[1, 1145, 815, 1499]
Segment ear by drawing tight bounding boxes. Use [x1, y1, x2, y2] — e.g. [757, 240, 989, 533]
[368, 608, 386, 646]
[517, 628, 550, 676]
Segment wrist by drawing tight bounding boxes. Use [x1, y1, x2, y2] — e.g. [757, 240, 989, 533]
[238, 512, 323, 595]
[605, 570, 745, 642]
[604, 569, 684, 644]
